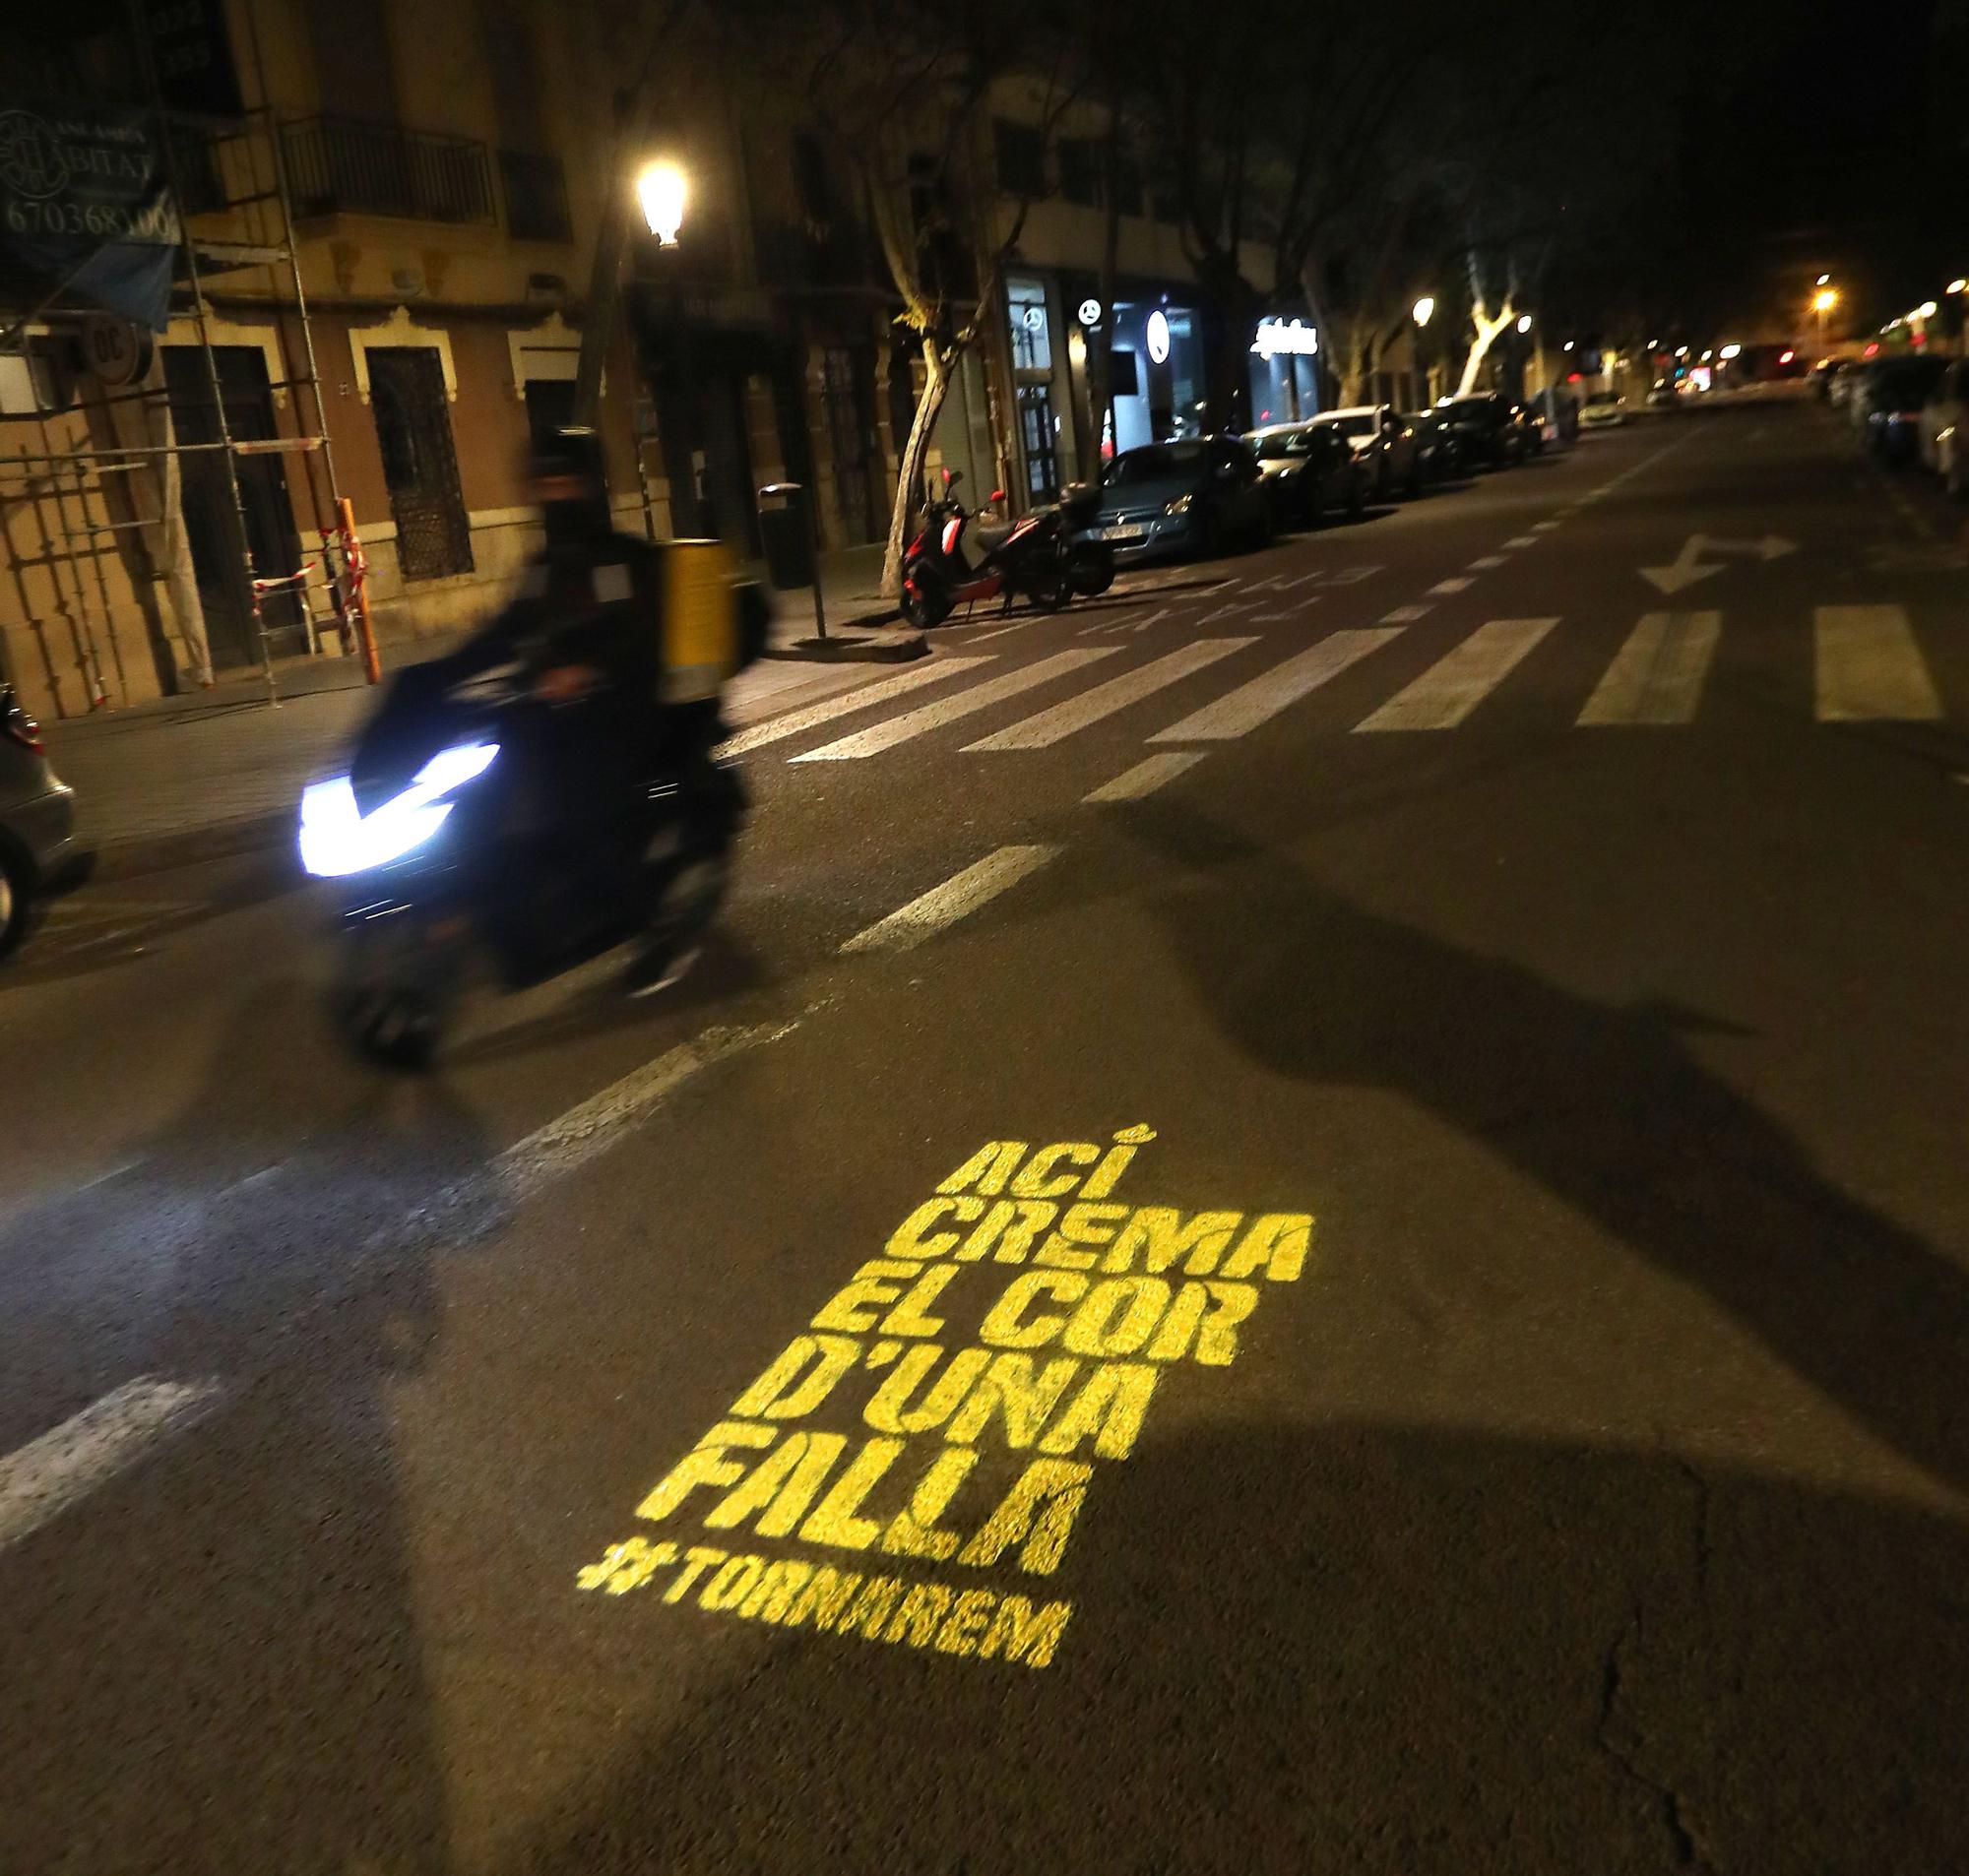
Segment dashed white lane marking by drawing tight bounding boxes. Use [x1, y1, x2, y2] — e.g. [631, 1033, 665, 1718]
[1468, 555, 1508, 569]
[1429, 577, 1474, 595]
[1194, 600, 1253, 626]
[1814, 604, 1942, 720]
[0, 1378, 223, 1550]
[964, 638, 1253, 751]
[1503, 534, 1539, 548]
[1381, 604, 1431, 623]
[840, 844, 1058, 953]
[1083, 752, 1207, 801]
[1355, 617, 1560, 731]
[0, 1012, 807, 1550]
[496, 1019, 801, 1201]
[1577, 611, 1722, 726]
[720, 657, 994, 756]
[792, 648, 1118, 760]
[964, 620, 1034, 644]
[1151, 629, 1405, 742]
[1532, 521, 1562, 532]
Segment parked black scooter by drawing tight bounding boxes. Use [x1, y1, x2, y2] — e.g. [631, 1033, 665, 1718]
[300, 639, 741, 1066]
[900, 469, 1113, 628]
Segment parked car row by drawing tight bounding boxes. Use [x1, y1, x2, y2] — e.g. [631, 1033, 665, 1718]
[1822, 352, 1969, 485]
[1078, 391, 1554, 565]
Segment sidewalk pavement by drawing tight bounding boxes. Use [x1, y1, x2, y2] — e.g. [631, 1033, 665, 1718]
[45, 542, 911, 877]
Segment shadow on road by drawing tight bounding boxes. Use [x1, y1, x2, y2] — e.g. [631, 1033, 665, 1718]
[1112, 795, 1969, 1498]
[499, 1424, 1967, 1875]
[0, 983, 506, 1873]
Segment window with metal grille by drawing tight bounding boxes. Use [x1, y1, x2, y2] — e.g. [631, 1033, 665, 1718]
[367, 347, 474, 579]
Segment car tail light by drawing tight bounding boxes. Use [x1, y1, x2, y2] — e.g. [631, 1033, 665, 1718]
[3, 700, 42, 754]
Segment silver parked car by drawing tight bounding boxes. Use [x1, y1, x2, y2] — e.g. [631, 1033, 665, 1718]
[1, 684, 89, 957]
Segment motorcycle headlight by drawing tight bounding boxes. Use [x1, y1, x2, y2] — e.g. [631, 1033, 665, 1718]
[299, 740, 498, 878]
[1164, 493, 1193, 517]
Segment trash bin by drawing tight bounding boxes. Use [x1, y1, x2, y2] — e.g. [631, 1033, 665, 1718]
[756, 482, 815, 590]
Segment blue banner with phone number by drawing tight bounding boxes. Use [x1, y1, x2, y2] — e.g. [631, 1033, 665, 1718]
[0, 101, 181, 332]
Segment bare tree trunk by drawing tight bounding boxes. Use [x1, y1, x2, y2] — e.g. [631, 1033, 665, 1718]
[1454, 297, 1517, 396]
[882, 341, 951, 595]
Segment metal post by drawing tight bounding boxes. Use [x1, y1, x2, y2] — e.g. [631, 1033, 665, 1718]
[68, 447, 132, 701]
[805, 483, 826, 641]
[27, 421, 109, 709]
[128, 0, 278, 706]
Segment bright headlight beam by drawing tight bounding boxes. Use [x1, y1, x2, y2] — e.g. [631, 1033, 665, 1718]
[298, 741, 498, 878]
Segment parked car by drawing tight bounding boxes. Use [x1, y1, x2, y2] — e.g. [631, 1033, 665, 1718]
[1403, 408, 1465, 480]
[1917, 357, 1969, 496]
[1, 684, 89, 958]
[1646, 379, 1678, 409]
[1810, 358, 1843, 402]
[1509, 400, 1549, 454]
[1247, 421, 1369, 526]
[1314, 406, 1423, 498]
[1435, 392, 1527, 469]
[1579, 390, 1627, 430]
[1855, 354, 1948, 461]
[1085, 436, 1273, 561]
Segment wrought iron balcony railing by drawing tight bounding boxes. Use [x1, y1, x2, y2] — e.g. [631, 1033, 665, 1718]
[283, 115, 495, 224]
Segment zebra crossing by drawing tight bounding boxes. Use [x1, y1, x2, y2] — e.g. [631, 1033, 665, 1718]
[730, 602, 1961, 768]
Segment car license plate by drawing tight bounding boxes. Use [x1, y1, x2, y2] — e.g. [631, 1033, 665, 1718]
[1103, 524, 1147, 541]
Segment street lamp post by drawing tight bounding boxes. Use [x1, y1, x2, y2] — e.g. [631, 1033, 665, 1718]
[1811, 284, 1837, 350]
[1412, 295, 1434, 406]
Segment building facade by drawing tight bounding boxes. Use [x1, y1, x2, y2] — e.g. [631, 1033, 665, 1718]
[3, 7, 1328, 722]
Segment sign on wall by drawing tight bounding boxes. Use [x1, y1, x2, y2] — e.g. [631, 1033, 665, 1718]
[0, 101, 181, 332]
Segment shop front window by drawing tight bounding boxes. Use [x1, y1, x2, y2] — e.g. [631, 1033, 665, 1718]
[1007, 277, 1051, 372]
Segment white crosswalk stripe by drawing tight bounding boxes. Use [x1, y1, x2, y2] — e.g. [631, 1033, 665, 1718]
[840, 845, 1058, 952]
[963, 638, 1253, 751]
[1355, 618, 1559, 731]
[790, 648, 1118, 760]
[1085, 752, 1207, 800]
[1577, 611, 1721, 726]
[1814, 604, 1942, 720]
[1151, 629, 1404, 742]
[722, 657, 995, 756]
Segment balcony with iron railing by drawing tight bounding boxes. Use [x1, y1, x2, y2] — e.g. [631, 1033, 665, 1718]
[283, 115, 495, 224]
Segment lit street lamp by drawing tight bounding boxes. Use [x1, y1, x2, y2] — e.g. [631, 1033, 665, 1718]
[1811, 284, 1837, 347]
[1411, 296, 1434, 402]
[637, 158, 688, 247]
[1516, 313, 1533, 335]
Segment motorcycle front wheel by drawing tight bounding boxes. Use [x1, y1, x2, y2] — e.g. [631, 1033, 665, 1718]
[330, 911, 467, 1069]
[1066, 538, 1115, 595]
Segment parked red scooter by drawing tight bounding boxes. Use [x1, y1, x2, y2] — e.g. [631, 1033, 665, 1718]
[900, 469, 1112, 629]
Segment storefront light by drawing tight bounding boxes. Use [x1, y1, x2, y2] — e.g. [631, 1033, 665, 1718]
[1147, 309, 1172, 364]
[1077, 297, 1103, 327]
[1250, 317, 1317, 359]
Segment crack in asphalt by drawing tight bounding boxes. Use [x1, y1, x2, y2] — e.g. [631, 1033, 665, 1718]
[1595, 1608, 1714, 1870]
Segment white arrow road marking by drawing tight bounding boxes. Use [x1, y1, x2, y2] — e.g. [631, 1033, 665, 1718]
[1814, 604, 1942, 720]
[841, 844, 1059, 953]
[1577, 612, 1722, 725]
[1641, 532, 1797, 595]
[1356, 618, 1560, 731]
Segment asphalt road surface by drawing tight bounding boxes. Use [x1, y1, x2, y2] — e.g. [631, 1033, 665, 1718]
[6, 393, 1969, 1874]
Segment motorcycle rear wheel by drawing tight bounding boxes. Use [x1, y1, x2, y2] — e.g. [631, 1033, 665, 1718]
[900, 567, 953, 628]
